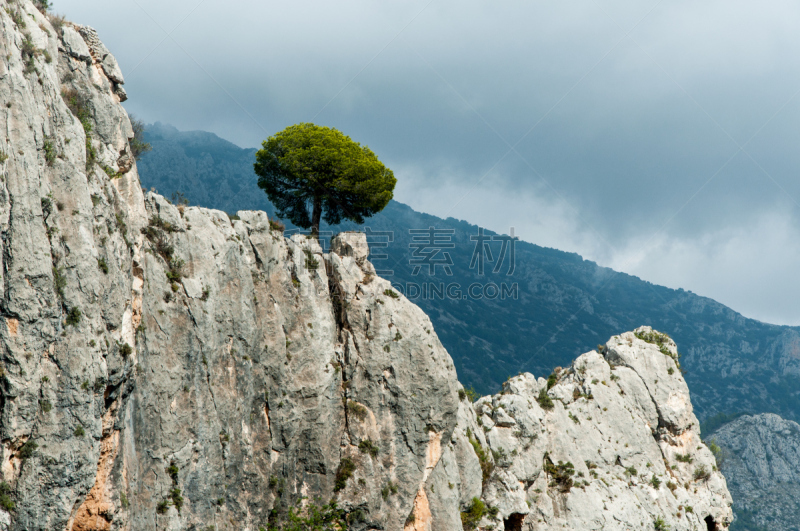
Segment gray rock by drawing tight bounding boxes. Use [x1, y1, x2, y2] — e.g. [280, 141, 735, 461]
[60, 25, 91, 62]
[77, 25, 125, 84]
[713, 413, 800, 530]
[427, 332, 734, 530]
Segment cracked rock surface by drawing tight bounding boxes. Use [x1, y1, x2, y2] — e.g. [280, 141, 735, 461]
[713, 413, 800, 531]
[428, 328, 734, 530]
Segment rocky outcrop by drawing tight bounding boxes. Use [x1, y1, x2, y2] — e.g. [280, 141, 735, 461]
[712, 413, 800, 531]
[0, 2, 733, 530]
[426, 327, 733, 530]
[116, 197, 460, 531]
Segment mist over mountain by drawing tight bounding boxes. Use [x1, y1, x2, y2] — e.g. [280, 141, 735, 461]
[137, 123, 800, 423]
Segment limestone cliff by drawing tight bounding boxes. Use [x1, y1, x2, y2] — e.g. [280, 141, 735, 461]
[0, 2, 732, 530]
[428, 328, 733, 530]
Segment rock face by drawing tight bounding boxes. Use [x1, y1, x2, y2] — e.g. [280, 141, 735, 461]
[712, 414, 800, 531]
[0, 3, 732, 530]
[119, 199, 461, 531]
[426, 327, 733, 530]
[0, 2, 146, 530]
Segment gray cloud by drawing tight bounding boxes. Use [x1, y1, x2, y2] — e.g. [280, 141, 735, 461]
[59, 0, 800, 324]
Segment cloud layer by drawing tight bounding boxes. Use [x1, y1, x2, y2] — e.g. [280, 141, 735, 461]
[59, 0, 800, 324]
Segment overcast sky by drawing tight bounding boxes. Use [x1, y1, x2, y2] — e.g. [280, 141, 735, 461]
[59, 0, 800, 325]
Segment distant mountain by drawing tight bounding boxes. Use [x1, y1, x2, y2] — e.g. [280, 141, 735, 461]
[137, 123, 800, 423]
[712, 413, 800, 531]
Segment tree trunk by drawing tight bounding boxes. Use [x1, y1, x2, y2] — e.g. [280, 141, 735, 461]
[311, 196, 322, 238]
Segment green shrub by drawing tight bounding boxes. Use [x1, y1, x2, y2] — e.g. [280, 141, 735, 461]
[653, 516, 669, 530]
[18, 441, 37, 460]
[464, 387, 480, 402]
[148, 215, 177, 233]
[333, 457, 355, 492]
[383, 289, 399, 299]
[52, 266, 66, 300]
[63, 88, 96, 171]
[707, 439, 725, 465]
[536, 388, 554, 411]
[634, 329, 680, 363]
[380, 481, 398, 501]
[115, 213, 127, 237]
[347, 400, 367, 421]
[650, 474, 661, 489]
[129, 116, 152, 160]
[40, 400, 52, 413]
[65, 307, 81, 326]
[102, 165, 121, 179]
[74, 425, 85, 437]
[21, 35, 40, 75]
[156, 499, 169, 514]
[460, 497, 488, 530]
[693, 465, 711, 481]
[43, 140, 56, 166]
[0, 150, 7, 163]
[635, 329, 671, 347]
[118, 343, 132, 357]
[62, 89, 92, 134]
[546, 372, 558, 389]
[358, 439, 379, 458]
[467, 430, 494, 484]
[543, 455, 574, 492]
[166, 258, 185, 283]
[269, 219, 285, 232]
[0, 482, 13, 511]
[166, 462, 179, 482]
[40, 196, 52, 215]
[303, 249, 319, 270]
[85, 137, 97, 171]
[170, 488, 183, 512]
[675, 453, 693, 463]
[272, 499, 346, 531]
[97, 257, 108, 274]
[5, 7, 25, 28]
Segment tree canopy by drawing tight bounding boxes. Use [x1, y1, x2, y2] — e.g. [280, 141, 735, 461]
[254, 123, 396, 236]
